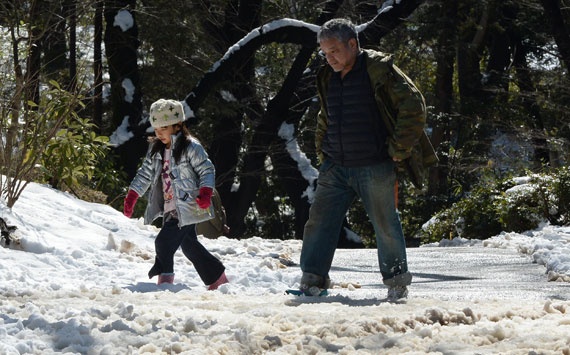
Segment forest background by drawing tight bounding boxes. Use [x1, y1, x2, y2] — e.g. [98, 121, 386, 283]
[1, 0, 570, 246]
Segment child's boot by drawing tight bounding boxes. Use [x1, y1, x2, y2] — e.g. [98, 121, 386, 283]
[157, 273, 174, 285]
[207, 272, 228, 290]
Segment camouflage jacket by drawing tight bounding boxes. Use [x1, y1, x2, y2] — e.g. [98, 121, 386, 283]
[315, 49, 437, 188]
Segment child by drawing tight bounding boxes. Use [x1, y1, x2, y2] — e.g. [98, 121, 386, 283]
[123, 98, 228, 290]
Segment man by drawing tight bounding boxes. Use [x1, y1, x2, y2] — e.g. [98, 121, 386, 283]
[299, 18, 431, 300]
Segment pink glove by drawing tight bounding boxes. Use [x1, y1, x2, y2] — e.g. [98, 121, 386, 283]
[196, 187, 213, 209]
[123, 190, 139, 218]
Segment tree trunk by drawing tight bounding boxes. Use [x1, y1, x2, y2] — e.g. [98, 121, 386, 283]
[226, 45, 316, 238]
[512, 38, 550, 166]
[24, 1, 42, 108]
[269, 137, 314, 239]
[93, 0, 103, 133]
[456, 2, 488, 112]
[66, 0, 77, 92]
[199, 0, 263, 238]
[104, 0, 146, 180]
[268, 67, 323, 239]
[540, 0, 570, 71]
[41, 0, 68, 86]
[428, 0, 457, 196]
[360, 0, 426, 45]
[224, 0, 347, 238]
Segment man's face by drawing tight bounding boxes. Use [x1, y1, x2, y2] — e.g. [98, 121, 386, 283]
[319, 37, 358, 77]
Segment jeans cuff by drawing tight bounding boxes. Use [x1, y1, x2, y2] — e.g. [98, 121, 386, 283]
[383, 272, 412, 287]
[300, 272, 331, 289]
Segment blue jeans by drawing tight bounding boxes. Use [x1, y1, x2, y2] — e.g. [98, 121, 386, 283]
[300, 159, 410, 286]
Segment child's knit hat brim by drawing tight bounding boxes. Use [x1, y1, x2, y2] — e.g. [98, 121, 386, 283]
[150, 99, 185, 128]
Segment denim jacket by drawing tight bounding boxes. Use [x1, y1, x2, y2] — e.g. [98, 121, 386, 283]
[129, 134, 215, 227]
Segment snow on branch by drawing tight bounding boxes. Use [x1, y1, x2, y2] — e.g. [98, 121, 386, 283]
[358, 0, 425, 46]
[183, 19, 319, 115]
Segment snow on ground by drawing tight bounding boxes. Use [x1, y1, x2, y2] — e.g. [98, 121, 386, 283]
[1, 181, 569, 354]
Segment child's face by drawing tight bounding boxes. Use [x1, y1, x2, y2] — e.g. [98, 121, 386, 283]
[154, 125, 179, 148]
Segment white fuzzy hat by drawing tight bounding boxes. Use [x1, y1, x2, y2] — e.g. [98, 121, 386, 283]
[149, 99, 185, 128]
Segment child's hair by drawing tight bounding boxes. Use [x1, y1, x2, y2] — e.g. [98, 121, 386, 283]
[149, 124, 196, 164]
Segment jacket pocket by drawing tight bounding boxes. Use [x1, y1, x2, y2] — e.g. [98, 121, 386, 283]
[176, 187, 213, 220]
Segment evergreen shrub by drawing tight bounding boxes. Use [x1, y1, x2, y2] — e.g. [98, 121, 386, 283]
[419, 167, 570, 244]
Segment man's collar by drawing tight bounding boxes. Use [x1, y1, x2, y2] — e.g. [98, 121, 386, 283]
[352, 51, 365, 71]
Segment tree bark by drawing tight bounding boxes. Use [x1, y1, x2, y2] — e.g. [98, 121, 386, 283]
[66, 0, 77, 92]
[512, 38, 550, 166]
[226, 45, 317, 238]
[456, 2, 488, 111]
[104, 0, 146, 180]
[540, 0, 570, 71]
[428, 0, 457, 196]
[24, 0, 42, 107]
[93, 0, 103, 133]
[41, 0, 68, 86]
[359, 0, 426, 46]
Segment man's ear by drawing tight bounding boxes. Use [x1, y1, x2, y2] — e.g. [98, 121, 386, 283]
[348, 38, 358, 50]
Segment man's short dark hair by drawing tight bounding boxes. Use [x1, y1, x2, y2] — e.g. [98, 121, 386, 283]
[317, 18, 359, 47]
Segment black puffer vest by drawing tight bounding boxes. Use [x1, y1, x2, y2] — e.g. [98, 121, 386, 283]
[321, 53, 389, 167]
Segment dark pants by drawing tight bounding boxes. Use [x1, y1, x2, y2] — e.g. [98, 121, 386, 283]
[150, 219, 225, 285]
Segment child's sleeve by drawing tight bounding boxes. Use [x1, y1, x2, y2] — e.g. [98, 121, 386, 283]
[188, 141, 215, 188]
[129, 149, 155, 196]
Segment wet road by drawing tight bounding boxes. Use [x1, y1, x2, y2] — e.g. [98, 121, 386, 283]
[326, 246, 570, 301]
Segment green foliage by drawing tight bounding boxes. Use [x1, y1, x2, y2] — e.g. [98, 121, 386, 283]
[91, 151, 130, 209]
[1, 80, 88, 207]
[420, 181, 504, 243]
[137, 0, 217, 103]
[38, 116, 110, 190]
[419, 167, 570, 244]
[400, 188, 449, 247]
[242, 175, 297, 240]
[494, 176, 548, 233]
[551, 166, 570, 225]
